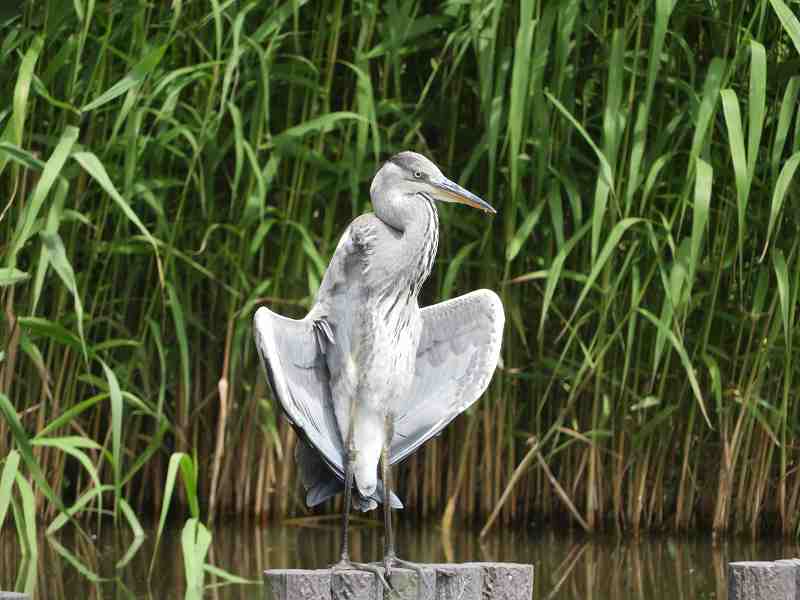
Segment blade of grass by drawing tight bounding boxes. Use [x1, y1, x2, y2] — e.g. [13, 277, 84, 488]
[0, 393, 65, 514]
[149, 452, 197, 575]
[0, 267, 30, 287]
[506, 200, 545, 263]
[771, 76, 799, 177]
[73, 151, 165, 285]
[14, 473, 38, 557]
[690, 158, 712, 285]
[773, 250, 790, 347]
[81, 44, 167, 112]
[638, 308, 711, 427]
[769, 0, 800, 55]
[559, 218, 644, 340]
[760, 151, 800, 261]
[8, 125, 79, 264]
[182, 518, 212, 599]
[0, 35, 43, 177]
[721, 88, 749, 258]
[538, 220, 592, 342]
[99, 359, 124, 520]
[748, 41, 767, 176]
[41, 231, 87, 360]
[0, 450, 20, 531]
[442, 240, 477, 299]
[46, 485, 113, 534]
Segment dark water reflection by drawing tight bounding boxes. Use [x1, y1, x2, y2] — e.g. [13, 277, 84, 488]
[2, 518, 799, 599]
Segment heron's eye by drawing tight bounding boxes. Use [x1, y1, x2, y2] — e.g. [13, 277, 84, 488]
[413, 171, 422, 179]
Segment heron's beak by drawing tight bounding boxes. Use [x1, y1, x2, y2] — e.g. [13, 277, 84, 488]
[432, 178, 496, 214]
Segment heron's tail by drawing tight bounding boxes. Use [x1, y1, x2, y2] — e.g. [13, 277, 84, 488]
[296, 439, 402, 511]
[306, 478, 403, 511]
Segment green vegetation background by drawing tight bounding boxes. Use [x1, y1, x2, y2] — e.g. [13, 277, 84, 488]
[2, 0, 800, 546]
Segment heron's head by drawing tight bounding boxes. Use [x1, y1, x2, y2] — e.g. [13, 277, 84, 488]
[372, 151, 496, 214]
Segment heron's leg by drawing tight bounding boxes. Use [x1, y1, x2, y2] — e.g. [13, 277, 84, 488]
[380, 443, 429, 598]
[333, 445, 356, 567]
[381, 443, 396, 577]
[333, 448, 395, 594]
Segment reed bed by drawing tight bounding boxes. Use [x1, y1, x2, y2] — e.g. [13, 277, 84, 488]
[1, 0, 800, 543]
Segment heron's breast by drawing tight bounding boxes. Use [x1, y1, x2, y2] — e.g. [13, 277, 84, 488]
[363, 308, 419, 399]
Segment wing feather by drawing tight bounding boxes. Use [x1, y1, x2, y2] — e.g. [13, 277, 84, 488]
[253, 307, 345, 477]
[389, 289, 504, 465]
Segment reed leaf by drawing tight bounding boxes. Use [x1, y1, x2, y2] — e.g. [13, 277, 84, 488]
[8, 125, 78, 263]
[0, 35, 42, 176]
[769, 0, 800, 55]
[638, 309, 710, 427]
[72, 151, 165, 285]
[182, 518, 212, 600]
[0, 268, 30, 287]
[0, 450, 19, 531]
[81, 43, 167, 112]
[150, 452, 199, 575]
[99, 359, 124, 519]
[761, 152, 800, 261]
[14, 473, 37, 558]
[0, 393, 64, 514]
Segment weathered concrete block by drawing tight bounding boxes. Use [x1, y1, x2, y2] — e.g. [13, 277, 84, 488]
[472, 563, 534, 600]
[775, 560, 800, 595]
[728, 561, 797, 600]
[264, 562, 533, 600]
[332, 569, 380, 600]
[428, 564, 483, 600]
[387, 567, 436, 600]
[390, 563, 533, 600]
[264, 569, 332, 600]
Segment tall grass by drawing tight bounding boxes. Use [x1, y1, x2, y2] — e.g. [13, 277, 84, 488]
[1, 0, 800, 543]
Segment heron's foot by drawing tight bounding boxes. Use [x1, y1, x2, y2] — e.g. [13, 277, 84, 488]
[394, 557, 431, 589]
[370, 554, 426, 573]
[394, 557, 428, 577]
[331, 556, 354, 571]
[350, 561, 395, 596]
[376, 556, 431, 599]
[331, 559, 395, 597]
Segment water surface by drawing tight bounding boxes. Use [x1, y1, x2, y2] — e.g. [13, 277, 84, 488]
[1, 518, 798, 599]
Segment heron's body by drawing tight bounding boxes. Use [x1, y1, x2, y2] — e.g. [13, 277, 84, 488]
[313, 195, 438, 497]
[254, 151, 503, 570]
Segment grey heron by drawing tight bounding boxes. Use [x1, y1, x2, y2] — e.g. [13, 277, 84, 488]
[253, 151, 504, 574]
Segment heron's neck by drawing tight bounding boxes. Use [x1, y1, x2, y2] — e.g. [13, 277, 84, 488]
[373, 189, 439, 293]
[407, 194, 439, 290]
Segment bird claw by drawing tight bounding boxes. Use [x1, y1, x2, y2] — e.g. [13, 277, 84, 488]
[386, 556, 432, 599]
[395, 557, 429, 585]
[353, 562, 397, 597]
[364, 555, 430, 599]
[331, 557, 354, 571]
[331, 559, 397, 598]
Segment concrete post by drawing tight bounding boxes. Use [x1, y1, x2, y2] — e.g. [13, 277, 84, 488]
[264, 562, 533, 600]
[728, 560, 799, 600]
[776, 559, 800, 594]
[264, 569, 332, 600]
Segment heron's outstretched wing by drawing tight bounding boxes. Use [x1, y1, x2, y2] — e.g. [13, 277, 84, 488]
[389, 289, 504, 465]
[253, 307, 345, 477]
